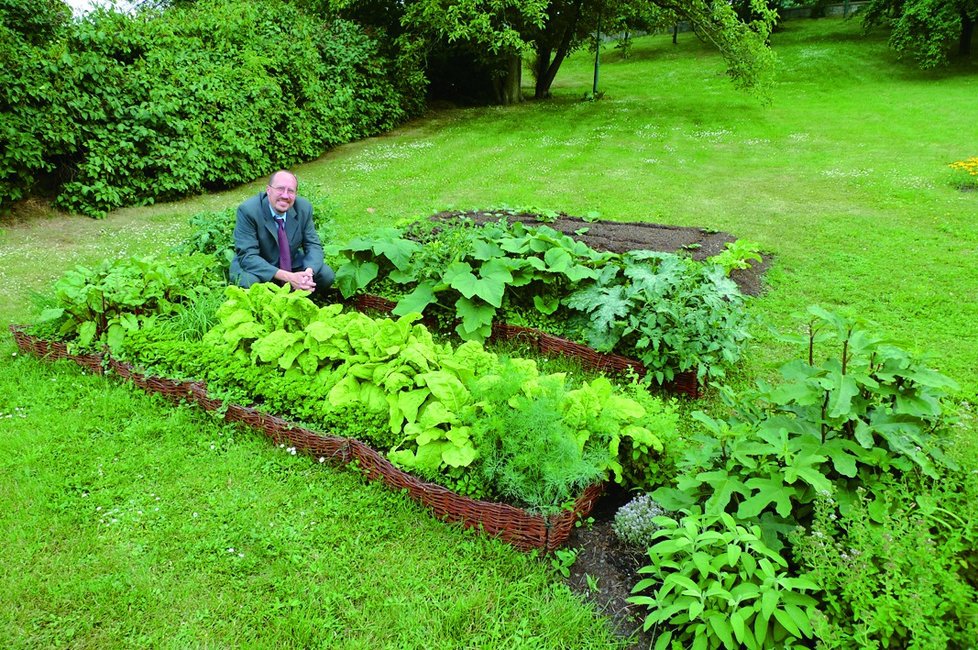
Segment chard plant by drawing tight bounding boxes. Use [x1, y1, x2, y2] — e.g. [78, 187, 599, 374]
[35, 254, 223, 353]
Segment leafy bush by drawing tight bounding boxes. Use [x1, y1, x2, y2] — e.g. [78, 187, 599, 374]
[0, 0, 72, 212]
[629, 512, 818, 650]
[612, 493, 669, 550]
[653, 306, 960, 545]
[469, 367, 606, 511]
[0, 0, 424, 216]
[706, 239, 764, 275]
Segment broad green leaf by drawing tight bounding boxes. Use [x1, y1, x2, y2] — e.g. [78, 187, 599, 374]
[38, 307, 65, 322]
[441, 439, 477, 467]
[392, 281, 437, 317]
[455, 296, 495, 342]
[106, 322, 125, 351]
[418, 371, 470, 413]
[77, 320, 97, 347]
[251, 329, 302, 364]
[826, 373, 860, 419]
[532, 294, 559, 315]
[773, 607, 802, 638]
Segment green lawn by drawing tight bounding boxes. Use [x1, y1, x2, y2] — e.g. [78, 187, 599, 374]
[1, 16, 976, 648]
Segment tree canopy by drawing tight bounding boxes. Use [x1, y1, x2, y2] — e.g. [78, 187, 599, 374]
[863, 0, 977, 67]
[393, 0, 778, 103]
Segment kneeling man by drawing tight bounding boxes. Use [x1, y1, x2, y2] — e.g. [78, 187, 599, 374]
[229, 170, 334, 293]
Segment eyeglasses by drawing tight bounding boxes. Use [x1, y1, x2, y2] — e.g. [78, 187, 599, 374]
[269, 185, 297, 196]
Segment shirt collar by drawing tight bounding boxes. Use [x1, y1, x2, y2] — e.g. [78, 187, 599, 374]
[268, 203, 286, 221]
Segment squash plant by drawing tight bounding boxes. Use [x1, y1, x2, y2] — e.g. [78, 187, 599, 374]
[331, 218, 615, 341]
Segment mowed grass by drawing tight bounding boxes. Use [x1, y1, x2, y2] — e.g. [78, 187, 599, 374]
[1, 16, 976, 648]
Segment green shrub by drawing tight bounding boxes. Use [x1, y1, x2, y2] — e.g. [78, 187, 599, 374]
[654, 306, 960, 546]
[792, 477, 978, 649]
[469, 364, 606, 511]
[1, 0, 424, 216]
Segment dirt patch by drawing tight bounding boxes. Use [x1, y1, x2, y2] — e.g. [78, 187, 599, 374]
[433, 210, 771, 648]
[431, 210, 771, 296]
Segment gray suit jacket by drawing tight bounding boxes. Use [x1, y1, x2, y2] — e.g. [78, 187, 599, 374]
[229, 192, 325, 284]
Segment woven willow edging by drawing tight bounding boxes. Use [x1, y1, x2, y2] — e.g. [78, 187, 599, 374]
[351, 293, 701, 398]
[9, 324, 601, 552]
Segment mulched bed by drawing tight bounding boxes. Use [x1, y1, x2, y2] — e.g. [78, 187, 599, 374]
[431, 209, 771, 297]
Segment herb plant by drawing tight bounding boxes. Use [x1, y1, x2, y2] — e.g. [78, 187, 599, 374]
[629, 512, 818, 650]
[612, 493, 669, 550]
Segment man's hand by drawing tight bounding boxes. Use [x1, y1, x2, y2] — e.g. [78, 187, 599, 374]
[275, 268, 316, 292]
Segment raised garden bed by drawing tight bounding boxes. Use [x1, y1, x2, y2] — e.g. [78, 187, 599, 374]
[9, 323, 601, 553]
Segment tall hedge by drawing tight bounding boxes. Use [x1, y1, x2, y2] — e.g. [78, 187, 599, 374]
[0, 0, 425, 217]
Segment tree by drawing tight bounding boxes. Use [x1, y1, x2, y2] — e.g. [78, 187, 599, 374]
[863, 0, 978, 67]
[395, 0, 777, 104]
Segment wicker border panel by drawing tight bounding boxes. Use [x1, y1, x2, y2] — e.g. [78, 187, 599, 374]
[11, 325, 599, 552]
[347, 439, 554, 551]
[544, 482, 605, 551]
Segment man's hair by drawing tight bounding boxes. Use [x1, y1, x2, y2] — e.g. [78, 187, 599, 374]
[267, 170, 297, 188]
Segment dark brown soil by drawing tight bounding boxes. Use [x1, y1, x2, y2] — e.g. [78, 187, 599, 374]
[433, 210, 771, 648]
[431, 209, 771, 297]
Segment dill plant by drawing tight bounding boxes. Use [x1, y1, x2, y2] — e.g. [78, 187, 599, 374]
[469, 367, 604, 513]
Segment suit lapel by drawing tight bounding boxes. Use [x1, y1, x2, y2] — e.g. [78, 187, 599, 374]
[260, 194, 279, 241]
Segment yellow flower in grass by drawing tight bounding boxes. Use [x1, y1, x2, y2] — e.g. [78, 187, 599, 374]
[949, 156, 978, 176]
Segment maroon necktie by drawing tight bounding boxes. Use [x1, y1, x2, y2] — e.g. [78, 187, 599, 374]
[275, 216, 291, 271]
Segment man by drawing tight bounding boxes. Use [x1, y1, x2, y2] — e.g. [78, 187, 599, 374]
[229, 170, 334, 293]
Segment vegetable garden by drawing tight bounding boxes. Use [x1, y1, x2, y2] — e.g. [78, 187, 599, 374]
[17, 205, 975, 648]
[3, 14, 977, 650]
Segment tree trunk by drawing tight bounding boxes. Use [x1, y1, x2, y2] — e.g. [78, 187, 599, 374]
[493, 54, 523, 105]
[533, 0, 585, 99]
[960, 10, 975, 57]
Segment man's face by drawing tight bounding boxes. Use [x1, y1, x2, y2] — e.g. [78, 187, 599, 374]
[267, 173, 297, 214]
